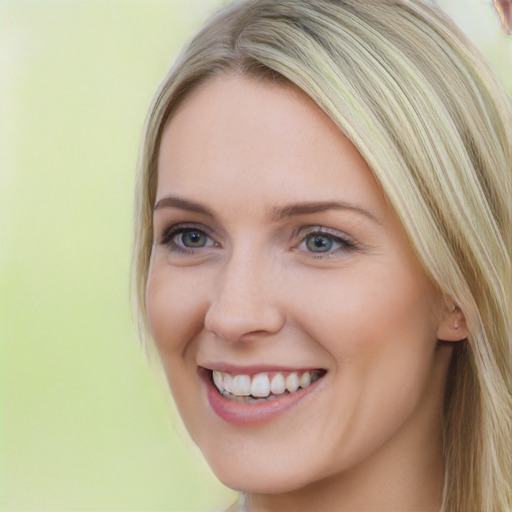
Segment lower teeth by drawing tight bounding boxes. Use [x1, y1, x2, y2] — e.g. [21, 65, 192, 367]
[221, 390, 290, 402]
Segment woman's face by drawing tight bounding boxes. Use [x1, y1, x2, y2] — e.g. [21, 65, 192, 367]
[147, 74, 452, 494]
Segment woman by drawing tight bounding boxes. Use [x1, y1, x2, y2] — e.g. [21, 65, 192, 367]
[132, 1, 512, 510]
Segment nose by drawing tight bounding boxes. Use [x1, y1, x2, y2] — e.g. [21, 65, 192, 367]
[204, 251, 286, 343]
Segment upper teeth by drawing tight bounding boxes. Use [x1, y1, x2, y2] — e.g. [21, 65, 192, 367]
[212, 370, 321, 399]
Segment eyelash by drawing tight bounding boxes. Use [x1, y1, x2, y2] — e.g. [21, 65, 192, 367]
[294, 226, 358, 258]
[160, 223, 218, 255]
[159, 223, 358, 258]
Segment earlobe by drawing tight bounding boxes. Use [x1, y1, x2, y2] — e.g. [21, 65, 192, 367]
[437, 306, 469, 342]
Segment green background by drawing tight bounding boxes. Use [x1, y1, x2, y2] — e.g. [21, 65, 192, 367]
[1, 1, 510, 511]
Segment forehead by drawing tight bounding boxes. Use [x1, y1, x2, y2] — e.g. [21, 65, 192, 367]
[156, 73, 385, 217]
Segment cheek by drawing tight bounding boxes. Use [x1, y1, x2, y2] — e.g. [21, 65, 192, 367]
[290, 259, 439, 350]
[288, 263, 440, 401]
[146, 261, 209, 357]
[284, 265, 443, 465]
[146, 261, 210, 435]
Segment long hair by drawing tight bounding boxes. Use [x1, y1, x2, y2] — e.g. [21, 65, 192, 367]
[132, 1, 512, 510]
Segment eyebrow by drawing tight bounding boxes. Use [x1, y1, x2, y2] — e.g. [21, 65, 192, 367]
[153, 196, 214, 216]
[270, 201, 382, 224]
[153, 195, 381, 224]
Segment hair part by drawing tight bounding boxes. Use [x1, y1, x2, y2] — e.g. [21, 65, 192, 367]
[132, 1, 512, 510]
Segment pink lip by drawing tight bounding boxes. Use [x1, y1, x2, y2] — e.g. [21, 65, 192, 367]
[198, 367, 325, 426]
[201, 363, 323, 377]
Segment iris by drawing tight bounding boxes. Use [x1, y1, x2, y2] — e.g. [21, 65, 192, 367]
[305, 234, 333, 253]
[180, 230, 208, 248]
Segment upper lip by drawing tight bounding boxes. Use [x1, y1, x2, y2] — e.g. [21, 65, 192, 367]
[199, 363, 326, 375]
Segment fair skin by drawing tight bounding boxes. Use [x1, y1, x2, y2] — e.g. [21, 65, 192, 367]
[147, 74, 467, 511]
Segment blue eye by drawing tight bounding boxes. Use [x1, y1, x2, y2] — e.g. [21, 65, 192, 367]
[177, 229, 209, 248]
[305, 234, 334, 253]
[298, 228, 354, 256]
[160, 225, 217, 254]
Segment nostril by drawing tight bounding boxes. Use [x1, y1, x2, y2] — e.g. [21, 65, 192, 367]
[204, 299, 285, 343]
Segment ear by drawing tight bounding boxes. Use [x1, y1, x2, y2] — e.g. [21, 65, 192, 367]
[437, 306, 469, 342]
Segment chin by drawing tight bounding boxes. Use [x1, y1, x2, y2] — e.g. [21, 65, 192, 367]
[199, 440, 329, 495]
[213, 465, 315, 495]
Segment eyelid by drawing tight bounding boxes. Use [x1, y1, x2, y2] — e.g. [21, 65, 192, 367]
[159, 222, 220, 252]
[293, 225, 354, 241]
[293, 225, 359, 256]
[157, 222, 360, 258]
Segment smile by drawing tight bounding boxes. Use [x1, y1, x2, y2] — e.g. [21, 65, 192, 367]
[200, 366, 327, 425]
[212, 369, 325, 402]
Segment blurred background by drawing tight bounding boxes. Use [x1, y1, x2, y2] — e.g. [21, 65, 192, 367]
[1, 1, 510, 511]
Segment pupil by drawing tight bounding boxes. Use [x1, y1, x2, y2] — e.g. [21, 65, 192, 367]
[307, 235, 332, 252]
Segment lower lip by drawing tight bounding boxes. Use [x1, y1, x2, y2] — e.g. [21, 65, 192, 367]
[199, 368, 325, 426]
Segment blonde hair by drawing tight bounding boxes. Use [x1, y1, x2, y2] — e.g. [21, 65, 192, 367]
[132, 1, 512, 510]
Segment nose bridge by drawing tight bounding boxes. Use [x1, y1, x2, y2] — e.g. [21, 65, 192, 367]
[204, 241, 285, 342]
